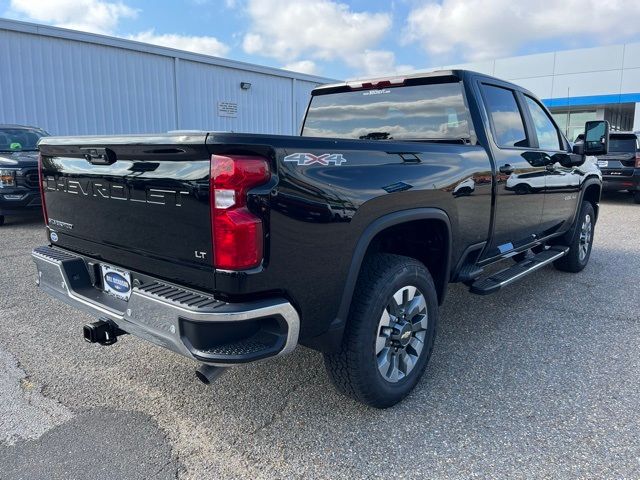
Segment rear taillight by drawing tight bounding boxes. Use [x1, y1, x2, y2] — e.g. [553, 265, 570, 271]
[635, 153, 640, 168]
[210, 154, 270, 270]
[38, 154, 48, 225]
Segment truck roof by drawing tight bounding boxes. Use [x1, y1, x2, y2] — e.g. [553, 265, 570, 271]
[311, 69, 526, 96]
[312, 69, 458, 95]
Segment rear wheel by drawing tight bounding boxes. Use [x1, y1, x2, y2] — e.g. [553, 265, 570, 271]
[554, 201, 595, 273]
[0, 215, 4, 227]
[324, 254, 438, 408]
[633, 191, 640, 204]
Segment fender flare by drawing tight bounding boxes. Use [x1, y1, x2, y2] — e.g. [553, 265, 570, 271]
[556, 177, 602, 245]
[579, 176, 602, 219]
[333, 207, 452, 333]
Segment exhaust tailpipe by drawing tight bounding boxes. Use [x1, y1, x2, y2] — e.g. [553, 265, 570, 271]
[195, 364, 227, 385]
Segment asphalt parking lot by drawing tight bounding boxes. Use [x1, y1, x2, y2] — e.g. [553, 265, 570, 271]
[1, 193, 639, 479]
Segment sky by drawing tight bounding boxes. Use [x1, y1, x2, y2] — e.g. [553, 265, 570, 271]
[2, 0, 640, 80]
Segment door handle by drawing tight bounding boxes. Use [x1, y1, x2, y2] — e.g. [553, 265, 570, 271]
[499, 164, 515, 174]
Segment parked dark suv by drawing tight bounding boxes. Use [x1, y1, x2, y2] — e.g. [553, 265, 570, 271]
[577, 131, 640, 203]
[0, 124, 49, 225]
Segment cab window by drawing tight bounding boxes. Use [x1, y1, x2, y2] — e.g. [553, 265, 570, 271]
[524, 96, 562, 151]
[481, 84, 528, 148]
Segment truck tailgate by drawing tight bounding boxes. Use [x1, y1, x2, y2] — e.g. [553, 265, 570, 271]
[38, 134, 215, 291]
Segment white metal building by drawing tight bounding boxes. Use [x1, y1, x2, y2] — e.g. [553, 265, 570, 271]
[434, 43, 640, 141]
[4, 17, 638, 142]
[0, 19, 334, 136]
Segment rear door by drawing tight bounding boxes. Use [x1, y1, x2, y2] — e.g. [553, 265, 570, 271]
[39, 135, 215, 291]
[478, 82, 546, 259]
[519, 94, 581, 236]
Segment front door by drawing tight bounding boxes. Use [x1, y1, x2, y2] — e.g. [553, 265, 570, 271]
[519, 94, 582, 236]
[479, 83, 546, 259]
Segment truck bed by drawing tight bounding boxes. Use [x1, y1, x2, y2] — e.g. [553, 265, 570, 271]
[39, 131, 492, 342]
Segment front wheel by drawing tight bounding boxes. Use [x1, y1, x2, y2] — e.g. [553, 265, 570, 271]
[633, 191, 640, 204]
[323, 254, 438, 408]
[0, 215, 4, 227]
[554, 201, 595, 273]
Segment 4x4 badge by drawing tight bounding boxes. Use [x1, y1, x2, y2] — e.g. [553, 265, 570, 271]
[284, 153, 347, 166]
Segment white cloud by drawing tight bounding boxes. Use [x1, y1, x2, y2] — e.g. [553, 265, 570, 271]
[405, 0, 640, 61]
[9, 0, 229, 58]
[283, 60, 320, 75]
[346, 50, 415, 77]
[242, 0, 407, 76]
[242, 0, 390, 61]
[9, 0, 137, 35]
[129, 30, 229, 57]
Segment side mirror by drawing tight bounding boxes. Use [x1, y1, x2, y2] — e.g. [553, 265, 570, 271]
[572, 142, 584, 155]
[583, 120, 609, 156]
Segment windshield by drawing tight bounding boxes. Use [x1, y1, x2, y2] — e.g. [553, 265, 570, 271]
[302, 82, 471, 141]
[0, 128, 48, 152]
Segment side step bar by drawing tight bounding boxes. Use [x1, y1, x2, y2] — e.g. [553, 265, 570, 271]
[470, 246, 569, 295]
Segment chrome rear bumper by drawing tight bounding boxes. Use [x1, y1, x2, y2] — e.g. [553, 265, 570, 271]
[32, 246, 300, 366]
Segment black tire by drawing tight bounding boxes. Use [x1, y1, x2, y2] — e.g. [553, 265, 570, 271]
[553, 201, 595, 273]
[0, 215, 4, 227]
[633, 191, 640, 204]
[323, 254, 438, 408]
[514, 184, 530, 195]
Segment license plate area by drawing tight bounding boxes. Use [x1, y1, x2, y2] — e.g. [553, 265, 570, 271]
[100, 264, 132, 301]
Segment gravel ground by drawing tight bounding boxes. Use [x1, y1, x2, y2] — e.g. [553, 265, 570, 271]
[0, 193, 638, 479]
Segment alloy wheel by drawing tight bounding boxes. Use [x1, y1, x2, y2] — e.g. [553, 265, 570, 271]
[579, 214, 592, 261]
[375, 286, 428, 383]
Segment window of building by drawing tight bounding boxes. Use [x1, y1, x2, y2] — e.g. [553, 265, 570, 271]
[552, 112, 568, 134]
[481, 84, 528, 148]
[524, 96, 562, 151]
[551, 109, 597, 142]
[567, 111, 597, 142]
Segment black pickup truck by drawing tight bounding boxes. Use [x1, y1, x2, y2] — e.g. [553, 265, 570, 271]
[33, 70, 607, 407]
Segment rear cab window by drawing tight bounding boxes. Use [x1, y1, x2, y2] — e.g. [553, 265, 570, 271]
[302, 81, 471, 141]
[608, 134, 639, 153]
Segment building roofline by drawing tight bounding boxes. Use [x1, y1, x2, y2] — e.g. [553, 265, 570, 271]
[0, 124, 46, 130]
[0, 18, 337, 85]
